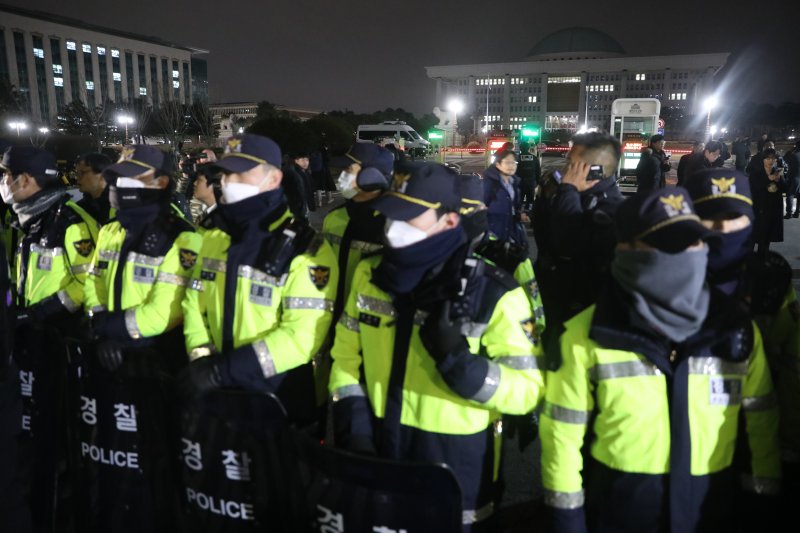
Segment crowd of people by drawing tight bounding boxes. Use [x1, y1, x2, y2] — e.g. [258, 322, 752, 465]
[0, 128, 798, 533]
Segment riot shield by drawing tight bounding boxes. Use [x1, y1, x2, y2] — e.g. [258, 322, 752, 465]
[287, 431, 463, 533]
[77, 348, 183, 533]
[179, 390, 290, 532]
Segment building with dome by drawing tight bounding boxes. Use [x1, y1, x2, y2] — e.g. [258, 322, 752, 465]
[425, 27, 729, 135]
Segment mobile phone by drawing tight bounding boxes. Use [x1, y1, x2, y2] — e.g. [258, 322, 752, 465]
[587, 165, 604, 181]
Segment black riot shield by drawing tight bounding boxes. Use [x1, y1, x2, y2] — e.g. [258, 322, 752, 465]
[179, 390, 290, 533]
[13, 324, 71, 533]
[287, 431, 463, 533]
[77, 348, 183, 533]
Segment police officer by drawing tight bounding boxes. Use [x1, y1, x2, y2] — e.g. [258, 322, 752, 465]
[178, 134, 337, 425]
[517, 141, 541, 215]
[82, 145, 201, 532]
[329, 163, 545, 531]
[686, 168, 800, 518]
[324, 143, 392, 317]
[541, 187, 780, 532]
[1, 146, 98, 532]
[75, 152, 114, 225]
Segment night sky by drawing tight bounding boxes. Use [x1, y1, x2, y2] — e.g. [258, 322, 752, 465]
[6, 0, 798, 116]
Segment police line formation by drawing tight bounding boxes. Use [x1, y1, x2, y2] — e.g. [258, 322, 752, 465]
[0, 131, 798, 533]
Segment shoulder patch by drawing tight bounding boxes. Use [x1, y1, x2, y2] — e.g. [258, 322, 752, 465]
[520, 318, 540, 344]
[179, 248, 198, 270]
[73, 239, 95, 257]
[309, 266, 330, 290]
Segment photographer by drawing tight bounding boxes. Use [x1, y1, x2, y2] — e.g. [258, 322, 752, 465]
[783, 140, 800, 219]
[544, 133, 623, 357]
[181, 149, 217, 224]
[649, 134, 671, 187]
[749, 148, 786, 255]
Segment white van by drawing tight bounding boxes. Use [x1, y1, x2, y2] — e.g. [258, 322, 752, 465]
[356, 121, 431, 157]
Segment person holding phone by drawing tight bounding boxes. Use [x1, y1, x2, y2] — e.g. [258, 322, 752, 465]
[540, 133, 623, 366]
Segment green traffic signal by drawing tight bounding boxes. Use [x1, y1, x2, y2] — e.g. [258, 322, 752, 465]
[521, 125, 540, 139]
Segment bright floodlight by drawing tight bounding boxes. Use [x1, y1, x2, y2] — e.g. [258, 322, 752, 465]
[710, 125, 718, 135]
[703, 96, 718, 112]
[8, 121, 27, 130]
[448, 99, 464, 114]
[38, 127, 49, 134]
[117, 115, 134, 125]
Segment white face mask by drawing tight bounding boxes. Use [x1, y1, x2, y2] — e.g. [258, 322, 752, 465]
[115, 177, 146, 189]
[336, 171, 359, 199]
[0, 179, 14, 204]
[385, 219, 432, 248]
[220, 174, 269, 204]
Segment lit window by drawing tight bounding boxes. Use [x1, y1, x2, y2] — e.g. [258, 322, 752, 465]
[111, 48, 120, 58]
[113, 73, 121, 81]
[528, 96, 537, 103]
[139, 87, 147, 95]
[52, 64, 62, 74]
[97, 46, 106, 55]
[54, 77, 63, 87]
[33, 48, 44, 59]
[172, 80, 180, 89]
[86, 81, 94, 90]
[172, 70, 179, 79]
[66, 40, 76, 50]
[82, 43, 91, 53]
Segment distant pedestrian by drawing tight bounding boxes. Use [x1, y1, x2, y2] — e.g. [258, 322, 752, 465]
[649, 134, 671, 187]
[750, 148, 786, 254]
[783, 141, 800, 218]
[635, 146, 661, 193]
[732, 137, 751, 171]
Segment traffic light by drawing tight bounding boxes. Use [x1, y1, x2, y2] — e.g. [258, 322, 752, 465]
[520, 124, 540, 139]
[428, 130, 444, 141]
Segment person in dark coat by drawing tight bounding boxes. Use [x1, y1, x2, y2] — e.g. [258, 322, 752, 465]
[677, 141, 704, 186]
[732, 137, 751, 171]
[649, 134, 671, 187]
[482, 149, 527, 247]
[783, 141, 800, 218]
[517, 142, 541, 214]
[635, 147, 661, 193]
[677, 140, 722, 188]
[750, 148, 786, 255]
[757, 134, 770, 153]
[282, 151, 315, 220]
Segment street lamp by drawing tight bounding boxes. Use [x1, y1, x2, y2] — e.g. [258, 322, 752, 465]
[38, 127, 49, 134]
[710, 125, 718, 138]
[8, 121, 27, 137]
[703, 96, 717, 141]
[117, 115, 134, 144]
[448, 99, 464, 150]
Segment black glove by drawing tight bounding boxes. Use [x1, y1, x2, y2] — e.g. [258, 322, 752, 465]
[177, 356, 224, 401]
[419, 300, 470, 362]
[95, 338, 124, 371]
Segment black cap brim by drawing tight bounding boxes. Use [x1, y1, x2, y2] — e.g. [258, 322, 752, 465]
[372, 192, 428, 221]
[102, 160, 155, 180]
[693, 196, 754, 221]
[211, 155, 261, 174]
[642, 218, 718, 253]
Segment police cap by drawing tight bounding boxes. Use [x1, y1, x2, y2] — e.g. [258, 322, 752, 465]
[103, 145, 175, 180]
[372, 163, 461, 221]
[1, 146, 60, 188]
[684, 168, 753, 221]
[212, 134, 282, 173]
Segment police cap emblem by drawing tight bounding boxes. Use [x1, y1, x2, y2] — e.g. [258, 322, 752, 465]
[179, 249, 198, 270]
[309, 266, 330, 290]
[73, 239, 95, 257]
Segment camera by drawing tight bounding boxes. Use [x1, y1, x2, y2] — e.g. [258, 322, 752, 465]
[772, 156, 788, 176]
[587, 164, 604, 181]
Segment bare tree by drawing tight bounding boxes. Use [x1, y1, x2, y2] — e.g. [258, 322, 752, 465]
[155, 99, 190, 148]
[188, 100, 217, 145]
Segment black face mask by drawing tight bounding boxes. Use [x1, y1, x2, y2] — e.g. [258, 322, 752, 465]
[110, 186, 168, 210]
[707, 226, 752, 272]
[462, 210, 489, 242]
